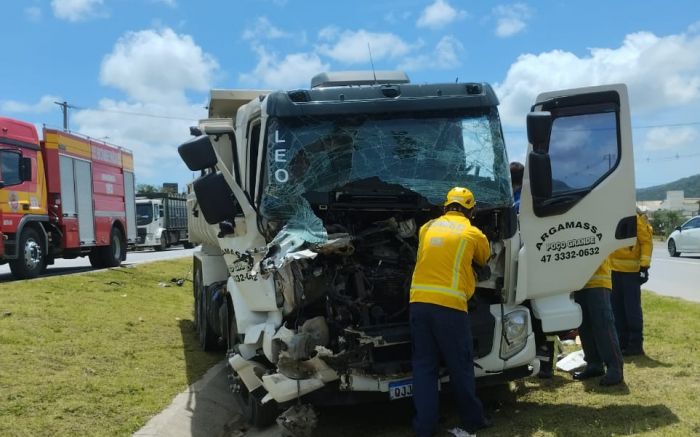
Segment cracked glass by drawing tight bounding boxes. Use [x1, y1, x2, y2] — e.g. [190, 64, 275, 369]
[260, 110, 512, 243]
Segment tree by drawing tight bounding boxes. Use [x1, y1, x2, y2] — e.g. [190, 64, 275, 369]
[650, 209, 685, 238]
[136, 184, 159, 194]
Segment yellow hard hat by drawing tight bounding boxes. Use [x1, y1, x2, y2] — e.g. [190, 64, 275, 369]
[444, 187, 475, 209]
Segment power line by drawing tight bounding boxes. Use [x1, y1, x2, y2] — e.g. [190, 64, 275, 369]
[68, 104, 200, 122]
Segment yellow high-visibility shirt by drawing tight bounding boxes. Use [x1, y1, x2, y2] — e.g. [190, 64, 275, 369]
[409, 211, 490, 312]
[610, 214, 653, 272]
[583, 257, 612, 290]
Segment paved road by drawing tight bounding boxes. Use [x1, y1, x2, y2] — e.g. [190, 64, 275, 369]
[0, 246, 196, 282]
[644, 241, 700, 303]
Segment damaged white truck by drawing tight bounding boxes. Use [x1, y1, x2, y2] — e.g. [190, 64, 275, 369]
[178, 71, 637, 427]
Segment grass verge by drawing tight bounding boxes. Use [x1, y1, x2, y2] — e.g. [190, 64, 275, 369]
[0, 259, 222, 436]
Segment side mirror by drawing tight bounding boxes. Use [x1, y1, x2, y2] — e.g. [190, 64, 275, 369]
[178, 135, 218, 171]
[528, 152, 552, 198]
[675, 226, 682, 232]
[192, 172, 241, 224]
[527, 111, 553, 153]
[20, 157, 32, 182]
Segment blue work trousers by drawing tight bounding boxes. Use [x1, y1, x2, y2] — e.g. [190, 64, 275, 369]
[574, 288, 624, 380]
[611, 271, 644, 351]
[410, 302, 485, 437]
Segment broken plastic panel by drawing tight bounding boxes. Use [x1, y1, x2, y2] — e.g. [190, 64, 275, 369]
[260, 110, 512, 250]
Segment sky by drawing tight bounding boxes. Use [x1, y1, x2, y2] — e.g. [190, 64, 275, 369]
[2, 0, 700, 191]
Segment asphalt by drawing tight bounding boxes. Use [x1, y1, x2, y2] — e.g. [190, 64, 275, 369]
[133, 361, 283, 437]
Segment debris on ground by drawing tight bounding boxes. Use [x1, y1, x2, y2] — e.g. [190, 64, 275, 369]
[556, 349, 586, 372]
[277, 404, 318, 437]
[170, 277, 185, 286]
[2, 311, 12, 318]
[158, 282, 171, 288]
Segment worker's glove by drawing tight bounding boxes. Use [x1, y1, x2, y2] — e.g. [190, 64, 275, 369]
[639, 267, 649, 284]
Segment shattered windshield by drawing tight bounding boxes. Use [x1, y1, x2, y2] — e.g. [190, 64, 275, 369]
[260, 110, 511, 243]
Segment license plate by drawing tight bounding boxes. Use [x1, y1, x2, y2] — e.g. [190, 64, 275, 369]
[388, 379, 413, 400]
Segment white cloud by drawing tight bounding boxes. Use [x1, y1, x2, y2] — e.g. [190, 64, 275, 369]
[316, 29, 418, 64]
[643, 126, 698, 151]
[399, 35, 463, 71]
[0, 95, 61, 113]
[72, 100, 205, 184]
[417, 0, 466, 30]
[51, 0, 104, 22]
[240, 46, 329, 89]
[243, 16, 293, 41]
[100, 28, 219, 104]
[495, 30, 700, 127]
[493, 3, 531, 38]
[25, 6, 42, 22]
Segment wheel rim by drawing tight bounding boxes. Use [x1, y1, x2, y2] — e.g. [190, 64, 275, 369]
[112, 234, 122, 259]
[23, 238, 42, 270]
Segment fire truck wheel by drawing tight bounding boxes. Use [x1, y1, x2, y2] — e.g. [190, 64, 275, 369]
[101, 227, 125, 267]
[89, 249, 106, 269]
[9, 227, 45, 279]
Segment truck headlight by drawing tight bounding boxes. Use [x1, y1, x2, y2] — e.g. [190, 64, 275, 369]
[500, 310, 529, 360]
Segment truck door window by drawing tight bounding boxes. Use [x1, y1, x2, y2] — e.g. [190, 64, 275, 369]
[549, 111, 619, 195]
[0, 151, 22, 186]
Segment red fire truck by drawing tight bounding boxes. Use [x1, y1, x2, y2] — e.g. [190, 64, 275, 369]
[0, 116, 137, 279]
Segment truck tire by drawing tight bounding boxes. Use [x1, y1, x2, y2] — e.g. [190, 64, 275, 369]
[9, 227, 45, 279]
[668, 239, 680, 257]
[183, 241, 195, 249]
[89, 248, 106, 269]
[232, 361, 279, 428]
[155, 233, 167, 252]
[101, 227, 125, 267]
[194, 265, 218, 351]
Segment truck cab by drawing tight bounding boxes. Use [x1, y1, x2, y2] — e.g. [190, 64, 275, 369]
[178, 72, 636, 426]
[136, 193, 190, 250]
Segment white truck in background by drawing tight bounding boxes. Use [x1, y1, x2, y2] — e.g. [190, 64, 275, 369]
[178, 71, 637, 428]
[135, 193, 193, 250]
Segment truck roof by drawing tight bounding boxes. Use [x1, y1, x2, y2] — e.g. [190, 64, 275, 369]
[0, 116, 40, 150]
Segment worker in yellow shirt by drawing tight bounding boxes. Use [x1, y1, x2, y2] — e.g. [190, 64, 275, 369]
[572, 257, 624, 386]
[409, 187, 491, 437]
[610, 209, 653, 356]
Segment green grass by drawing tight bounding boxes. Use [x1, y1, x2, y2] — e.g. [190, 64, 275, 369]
[2, 265, 699, 436]
[0, 259, 222, 436]
[314, 292, 700, 436]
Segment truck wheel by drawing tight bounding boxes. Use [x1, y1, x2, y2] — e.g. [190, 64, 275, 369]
[155, 234, 167, 251]
[101, 227, 125, 267]
[183, 241, 195, 249]
[232, 362, 279, 428]
[89, 248, 106, 269]
[9, 227, 45, 279]
[668, 239, 680, 257]
[194, 265, 218, 351]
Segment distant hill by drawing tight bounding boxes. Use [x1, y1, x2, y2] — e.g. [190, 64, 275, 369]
[636, 174, 700, 201]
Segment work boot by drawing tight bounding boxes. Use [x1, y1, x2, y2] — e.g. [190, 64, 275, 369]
[599, 373, 624, 386]
[572, 368, 604, 381]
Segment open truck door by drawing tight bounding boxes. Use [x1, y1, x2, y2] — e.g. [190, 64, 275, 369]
[517, 84, 637, 332]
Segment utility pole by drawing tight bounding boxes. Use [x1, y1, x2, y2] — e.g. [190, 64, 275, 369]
[54, 101, 72, 131]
